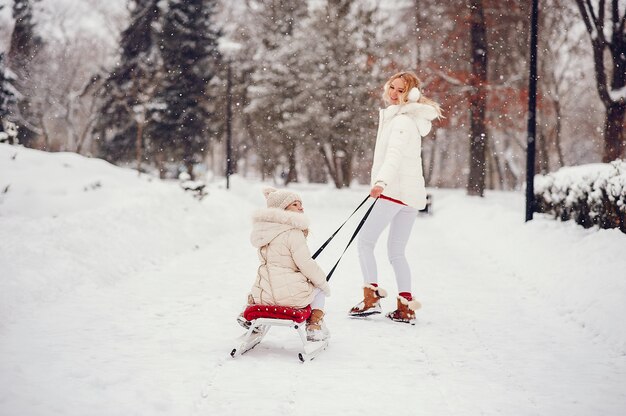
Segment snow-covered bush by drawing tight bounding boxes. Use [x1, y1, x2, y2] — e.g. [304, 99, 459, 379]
[534, 160, 626, 233]
[0, 121, 19, 145]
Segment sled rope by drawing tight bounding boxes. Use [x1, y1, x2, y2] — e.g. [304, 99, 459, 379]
[312, 195, 378, 281]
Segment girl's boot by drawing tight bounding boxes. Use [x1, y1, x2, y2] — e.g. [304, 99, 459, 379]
[306, 309, 330, 341]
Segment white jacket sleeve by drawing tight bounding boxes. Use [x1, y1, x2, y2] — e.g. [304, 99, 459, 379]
[374, 115, 413, 187]
[288, 231, 331, 296]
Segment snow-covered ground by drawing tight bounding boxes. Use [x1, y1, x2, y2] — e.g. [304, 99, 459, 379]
[1, 143, 625, 416]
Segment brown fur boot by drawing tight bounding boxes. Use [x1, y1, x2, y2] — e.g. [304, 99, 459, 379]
[236, 294, 257, 331]
[306, 309, 329, 341]
[386, 295, 421, 324]
[349, 284, 388, 317]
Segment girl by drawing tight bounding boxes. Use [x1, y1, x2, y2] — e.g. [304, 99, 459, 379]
[241, 187, 331, 341]
[349, 71, 442, 324]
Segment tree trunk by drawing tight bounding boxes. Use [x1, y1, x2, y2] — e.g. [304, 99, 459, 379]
[185, 160, 195, 180]
[488, 137, 504, 189]
[37, 110, 49, 151]
[467, 0, 488, 197]
[413, 0, 422, 67]
[339, 150, 352, 188]
[135, 120, 144, 175]
[183, 140, 195, 180]
[155, 152, 166, 179]
[423, 138, 437, 187]
[284, 137, 298, 185]
[552, 98, 565, 168]
[603, 103, 626, 162]
[318, 144, 340, 188]
[486, 144, 494, 190]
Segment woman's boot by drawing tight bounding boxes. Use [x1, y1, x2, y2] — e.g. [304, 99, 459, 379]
[349, 284, 388, 317]
[386, 295, 421, 324]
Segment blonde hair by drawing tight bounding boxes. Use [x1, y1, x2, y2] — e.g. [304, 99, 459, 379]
[382, 71, 443, 117]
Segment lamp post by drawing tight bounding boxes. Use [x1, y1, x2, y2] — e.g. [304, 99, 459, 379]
[525, 0, 539, 222]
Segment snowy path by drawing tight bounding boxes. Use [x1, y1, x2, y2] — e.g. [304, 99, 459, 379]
[1, 185, 625, 416]
[410, 203, 626, 416]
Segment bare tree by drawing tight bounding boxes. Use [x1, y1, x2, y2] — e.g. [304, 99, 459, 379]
[28, 19, 118, 154]
[538, 0, 588, 170]
[575, 0, 626, 162]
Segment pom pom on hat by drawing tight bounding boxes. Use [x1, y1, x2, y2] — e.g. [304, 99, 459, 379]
[262, 187, 302, 210]
[408, 87, 421, 102]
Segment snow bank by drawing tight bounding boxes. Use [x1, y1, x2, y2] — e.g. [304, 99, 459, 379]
[0, 144, 255, 325]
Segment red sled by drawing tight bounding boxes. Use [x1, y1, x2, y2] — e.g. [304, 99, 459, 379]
[231, 304, 328, 362]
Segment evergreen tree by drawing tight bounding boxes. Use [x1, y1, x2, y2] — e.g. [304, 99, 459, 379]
[7, 0, 43, 146]
[8, 0, 42, 71]
[0, 52, 19, 143]
[93, 0, 164, 163]
[147, 0, 222, 179]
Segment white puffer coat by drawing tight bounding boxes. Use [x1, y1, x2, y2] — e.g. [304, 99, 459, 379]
[249, 208, 330, 308]
[371, 102, 439, 209]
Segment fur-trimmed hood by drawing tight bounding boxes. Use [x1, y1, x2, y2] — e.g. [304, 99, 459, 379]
[381, 102, 439, 136]
[250, 208, 310, 248]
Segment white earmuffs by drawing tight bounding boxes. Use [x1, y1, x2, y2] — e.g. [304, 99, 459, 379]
[408, 87, 421, 102]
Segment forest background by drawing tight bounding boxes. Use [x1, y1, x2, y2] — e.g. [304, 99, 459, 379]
[1, 0, 624, 195]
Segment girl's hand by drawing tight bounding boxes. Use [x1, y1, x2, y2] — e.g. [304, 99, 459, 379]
[370, 185, 384, 198]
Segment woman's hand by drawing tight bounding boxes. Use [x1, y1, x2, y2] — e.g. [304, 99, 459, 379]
[370, 185, 384, 198]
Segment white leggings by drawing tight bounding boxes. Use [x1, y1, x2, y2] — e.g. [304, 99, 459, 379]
[310, 288, 325, 310]
[357, 198, 418, 293]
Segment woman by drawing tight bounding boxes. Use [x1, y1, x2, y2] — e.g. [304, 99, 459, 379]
[349, 71, 442, 324]
[241, 187, 331, 341]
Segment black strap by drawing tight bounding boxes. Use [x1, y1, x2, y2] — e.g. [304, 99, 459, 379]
[312, 195, 371, 259]
[325, 197, 378, 281]
[316, 196, 379, 282]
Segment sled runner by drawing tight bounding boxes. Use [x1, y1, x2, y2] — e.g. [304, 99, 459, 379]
[230, 304, 328, 362]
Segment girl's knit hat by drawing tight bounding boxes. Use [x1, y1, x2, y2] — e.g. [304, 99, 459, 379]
[263, 187, 301, 210]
